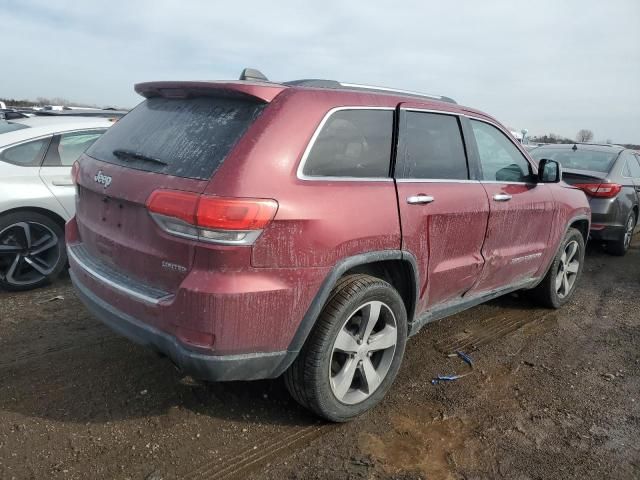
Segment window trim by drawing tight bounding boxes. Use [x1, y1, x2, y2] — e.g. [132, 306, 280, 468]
[466, 116, 538, 184]
[296, 106, 396, 182]
[395, 108, 471, 181]
[396, 178, 480, 184]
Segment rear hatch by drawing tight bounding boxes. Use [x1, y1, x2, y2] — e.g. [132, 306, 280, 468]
[74, 85, 277, 293]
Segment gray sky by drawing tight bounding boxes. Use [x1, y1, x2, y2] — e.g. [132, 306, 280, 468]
[2, 0, 639, 143]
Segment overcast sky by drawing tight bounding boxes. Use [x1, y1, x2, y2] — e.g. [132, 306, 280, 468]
[2, 0, 639, 142]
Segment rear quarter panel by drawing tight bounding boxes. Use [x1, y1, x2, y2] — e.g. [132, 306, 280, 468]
[202, 89, 402, 268]
[0, 162, 70, 221]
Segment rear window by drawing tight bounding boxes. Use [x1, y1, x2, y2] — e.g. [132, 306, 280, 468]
[86, 97, 265, 180]
[530, 146, 618, 173]
[302, 109, 393, 178]
[0, 122, 29, 134]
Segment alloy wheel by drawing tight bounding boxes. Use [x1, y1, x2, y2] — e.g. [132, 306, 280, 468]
[0, 222, 60, 287]
[329, 300, 398, 405]
[555, 240, 580, 299]
[623, 215, 635, 250]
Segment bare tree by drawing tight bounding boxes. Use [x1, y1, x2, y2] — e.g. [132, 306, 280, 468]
[576, 129, 594, 142]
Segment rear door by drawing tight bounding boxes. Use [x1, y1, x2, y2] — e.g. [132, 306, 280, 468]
[39, 129, 106, 216]
[394, 106, 489, 313]
[464, 117, 554, 294]
[74, 95, 266, 293]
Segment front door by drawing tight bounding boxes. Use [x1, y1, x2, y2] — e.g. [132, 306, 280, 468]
[394, 106, 489, 314]
[464, 118, 554, 294]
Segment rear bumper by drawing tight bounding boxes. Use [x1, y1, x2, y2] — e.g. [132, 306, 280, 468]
[71, 269, 289, 381]
[589, 224, 625, 242]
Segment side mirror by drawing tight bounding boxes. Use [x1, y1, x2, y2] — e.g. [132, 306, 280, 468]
[538, 159, 562, 183]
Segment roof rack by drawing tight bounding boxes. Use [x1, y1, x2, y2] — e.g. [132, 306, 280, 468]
[283, 79, 457, 104]
[574, 142, 624, 149]
[234, 68, 457, 104]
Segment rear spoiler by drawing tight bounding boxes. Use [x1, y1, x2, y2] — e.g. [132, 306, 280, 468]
[135, 81, 286, 103]
[562, 168, 609, 181]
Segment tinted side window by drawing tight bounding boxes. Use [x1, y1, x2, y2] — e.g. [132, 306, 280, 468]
[0, 137, 50, 166]
[471, 120, 533, 182]
[43, 130, 106, 166]
[397, 112, 468, 179]
[302, 109, 393, 178]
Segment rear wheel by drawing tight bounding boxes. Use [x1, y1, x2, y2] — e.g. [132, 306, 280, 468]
[0, 211, 66, 291]
[608, 211, 636, 256]
[531, 227, 584, 308]
[285, 274, 407, 422]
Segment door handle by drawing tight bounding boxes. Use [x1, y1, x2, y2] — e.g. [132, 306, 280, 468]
[407, 194, 435, 205]
[52, 179, 74, 186]
[493, 193, 512, 202]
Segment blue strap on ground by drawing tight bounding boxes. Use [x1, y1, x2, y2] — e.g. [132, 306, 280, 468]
[431, 350, 474, 385]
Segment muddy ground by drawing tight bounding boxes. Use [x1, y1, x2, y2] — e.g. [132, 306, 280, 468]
[0, 239, 638, 480]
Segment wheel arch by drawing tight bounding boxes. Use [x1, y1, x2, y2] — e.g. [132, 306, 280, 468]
[275, 250, 419, 375]
[0, 206, 67, 232]
[529, 213, 590, 291]
[569, 217, 590, 244]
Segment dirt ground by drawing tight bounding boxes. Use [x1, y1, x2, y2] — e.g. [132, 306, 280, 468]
[1, 239, 638, 480]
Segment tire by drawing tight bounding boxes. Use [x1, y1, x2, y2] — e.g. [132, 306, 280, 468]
[531, 227, 585, 309]
[284, 274, 408, 422]
[0, 211, 67, 291]
[607, 211, 636, 256]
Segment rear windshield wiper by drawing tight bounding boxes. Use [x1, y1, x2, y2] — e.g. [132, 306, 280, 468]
[112, 149, 167, 167]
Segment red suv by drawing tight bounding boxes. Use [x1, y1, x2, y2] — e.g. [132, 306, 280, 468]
[67, 71, 590, 421]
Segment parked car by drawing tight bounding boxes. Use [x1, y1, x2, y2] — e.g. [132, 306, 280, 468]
[530, 143, 640, 255]
[0, 116, 113, 290]
[67, 71, 590, 421]
[33, 108, 128, 119]
[1, 109, 31, 120]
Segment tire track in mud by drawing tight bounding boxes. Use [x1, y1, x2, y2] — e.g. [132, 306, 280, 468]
[178, 310, 550, 479]
[182, 424, 330, 480]
[433, 309, 551, 354]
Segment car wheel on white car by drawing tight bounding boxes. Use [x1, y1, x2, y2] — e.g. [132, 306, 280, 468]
[0, 211, 67, 291]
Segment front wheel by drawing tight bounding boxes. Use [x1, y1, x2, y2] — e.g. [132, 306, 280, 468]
[531, 227, 585, 308]
[285, 274, 407, 422]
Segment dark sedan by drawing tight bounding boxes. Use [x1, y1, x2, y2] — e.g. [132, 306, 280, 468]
[531, 143, 640, 255]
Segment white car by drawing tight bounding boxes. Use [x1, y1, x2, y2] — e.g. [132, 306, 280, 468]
[0, 116, 113, 290]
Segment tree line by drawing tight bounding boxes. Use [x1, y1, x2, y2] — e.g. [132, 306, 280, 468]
[530, 129, 639, 150]
[0, 96, 121, 109]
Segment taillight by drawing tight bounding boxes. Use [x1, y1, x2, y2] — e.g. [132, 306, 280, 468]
[575, 183, 622, 198]
[146, 189, 278, 245]
[71, 160, 80, 185]
[146, 190, 198, 224]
